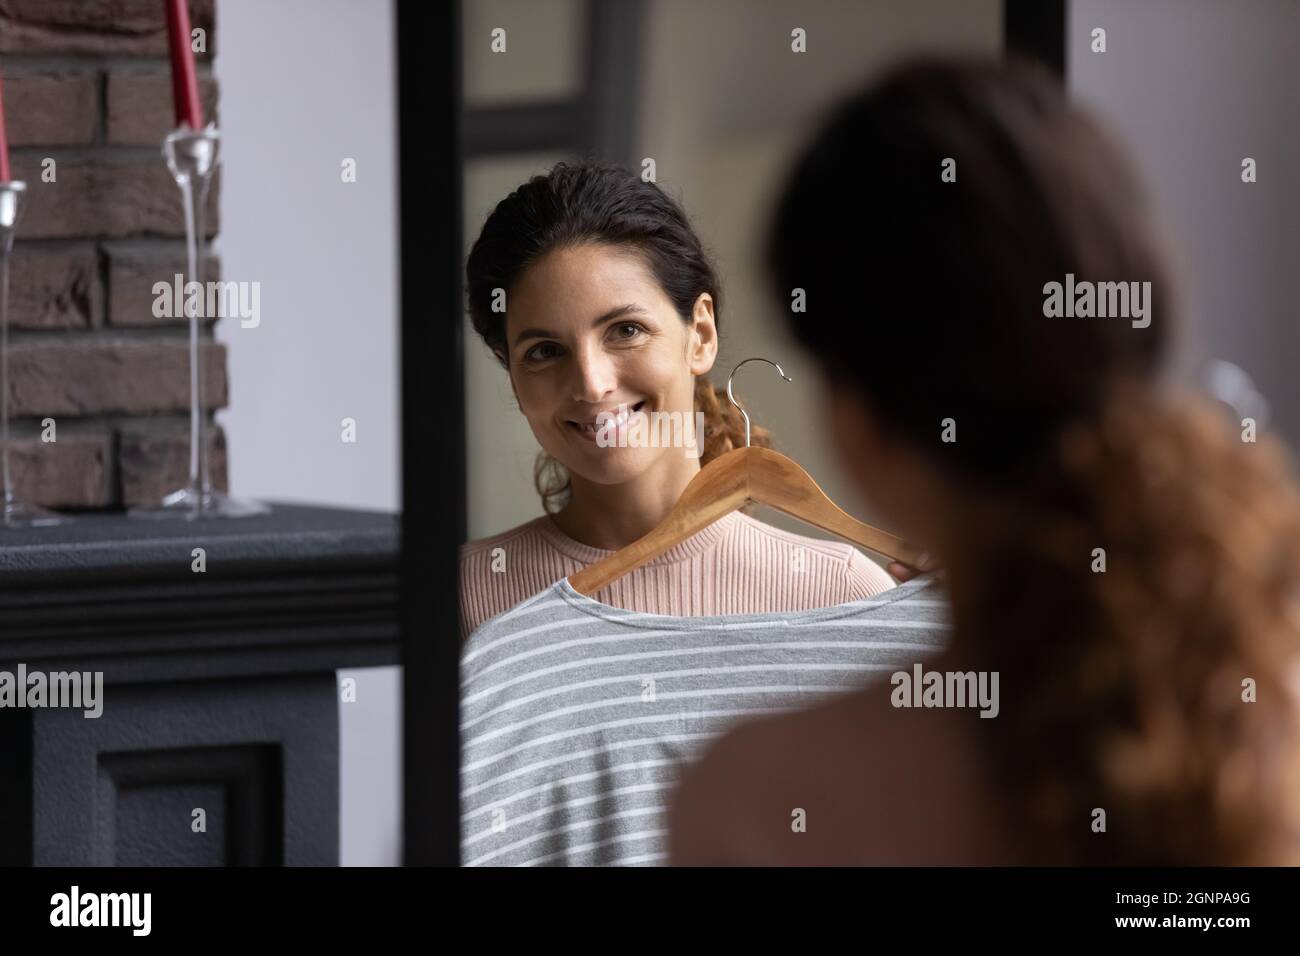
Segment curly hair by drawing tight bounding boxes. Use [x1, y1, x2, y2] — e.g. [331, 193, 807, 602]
[465, 160, 771, 514]
[947, 386, 1300, 864]
[764, 56, 1300, 863]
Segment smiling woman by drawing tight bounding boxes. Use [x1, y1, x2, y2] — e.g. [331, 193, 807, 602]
[457, 160, 900, 641]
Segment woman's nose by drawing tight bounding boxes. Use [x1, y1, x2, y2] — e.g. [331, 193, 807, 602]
[570, 346, 618, 402]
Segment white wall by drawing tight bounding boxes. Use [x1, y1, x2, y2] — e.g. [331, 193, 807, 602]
[216, 0, 400, 511]
[217, 0, 401, 867]
[1069, 0, 1300, 451]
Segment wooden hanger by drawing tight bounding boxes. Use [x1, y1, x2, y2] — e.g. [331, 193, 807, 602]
[569, 357, 927, 596]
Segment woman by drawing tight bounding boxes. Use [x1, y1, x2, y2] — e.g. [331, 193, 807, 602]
[459, 161, 926, 641]
[668, 57, 1300, 865]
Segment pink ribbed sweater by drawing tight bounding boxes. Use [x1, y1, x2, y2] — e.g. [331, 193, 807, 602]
[458, 509, 897, 642]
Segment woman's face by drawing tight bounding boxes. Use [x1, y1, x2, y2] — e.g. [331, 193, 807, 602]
[502, 242, 717, 486]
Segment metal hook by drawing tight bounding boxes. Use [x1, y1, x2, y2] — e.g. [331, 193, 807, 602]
[726, 357, 792, 448]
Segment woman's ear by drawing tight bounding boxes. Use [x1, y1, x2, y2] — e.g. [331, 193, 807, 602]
[687, 293, 718, 375]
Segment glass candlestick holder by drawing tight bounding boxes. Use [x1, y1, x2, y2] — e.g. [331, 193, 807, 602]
[0, 180, 69, 528]
[129, 124, 268, 520]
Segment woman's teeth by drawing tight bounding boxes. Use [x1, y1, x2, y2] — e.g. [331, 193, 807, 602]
[572, 402, 644, 432]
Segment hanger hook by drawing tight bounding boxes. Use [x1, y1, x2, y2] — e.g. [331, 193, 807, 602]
[726, 357, 792, 448]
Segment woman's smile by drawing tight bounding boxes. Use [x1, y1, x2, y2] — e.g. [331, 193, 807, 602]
[565, 400, 647, 442]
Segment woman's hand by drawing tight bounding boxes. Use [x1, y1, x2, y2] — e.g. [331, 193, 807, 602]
[887, 553, 938, 583]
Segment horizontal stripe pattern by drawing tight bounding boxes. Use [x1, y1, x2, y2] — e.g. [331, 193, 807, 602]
[460, 572, 951, 866]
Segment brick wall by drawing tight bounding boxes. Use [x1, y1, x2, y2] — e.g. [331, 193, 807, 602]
[1, 0, 229, 508]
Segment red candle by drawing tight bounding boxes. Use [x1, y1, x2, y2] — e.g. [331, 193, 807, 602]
[164, 0, 204, 129]
[0, 69, 11, 182]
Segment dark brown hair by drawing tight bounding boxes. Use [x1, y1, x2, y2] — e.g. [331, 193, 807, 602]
[466, 160, 771, 513]
[765, 57, 1300, 864]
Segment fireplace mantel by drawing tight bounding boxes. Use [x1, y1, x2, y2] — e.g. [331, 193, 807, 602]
[0, 502, 400, 866]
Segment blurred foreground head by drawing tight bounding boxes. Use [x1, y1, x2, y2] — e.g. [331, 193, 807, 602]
[766, 57, 1300, 865]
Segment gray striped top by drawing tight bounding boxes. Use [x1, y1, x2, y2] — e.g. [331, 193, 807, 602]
[460, 572, 951, 866]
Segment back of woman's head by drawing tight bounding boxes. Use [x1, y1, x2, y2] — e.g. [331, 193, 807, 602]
[765, 56, 1300, 864]
[768, 56, 1173, 477]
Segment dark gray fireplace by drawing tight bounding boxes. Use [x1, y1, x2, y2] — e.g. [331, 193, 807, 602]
[0, 503, 398, 866]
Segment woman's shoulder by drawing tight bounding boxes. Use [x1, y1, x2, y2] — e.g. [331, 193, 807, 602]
[669, 676, 1012, 864]
[458, 516, 566, 642]
[459, 515, 550, 559]
[730, 511, 896, 597]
